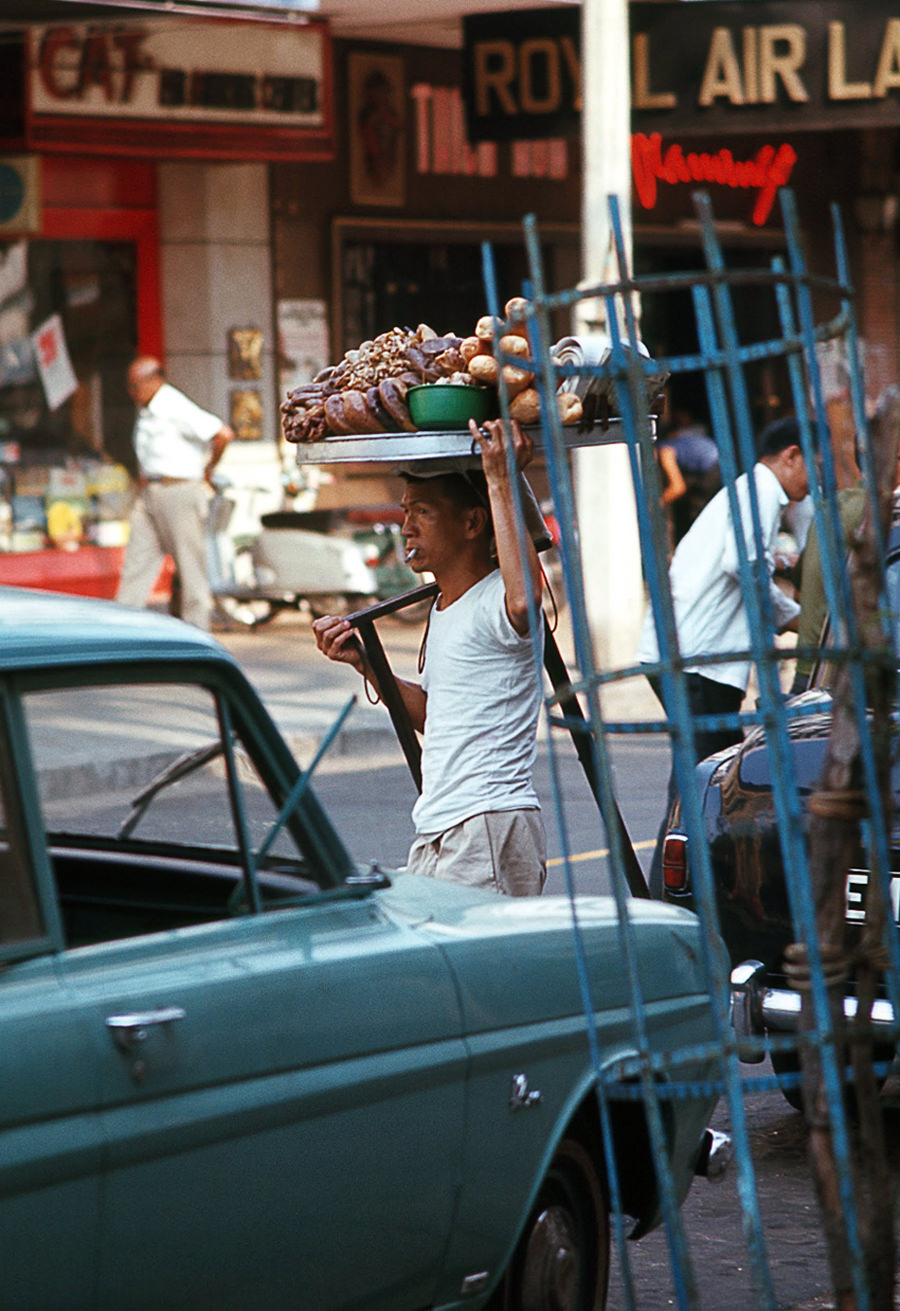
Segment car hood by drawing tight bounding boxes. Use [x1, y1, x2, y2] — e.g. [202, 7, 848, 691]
[378, 873, 726, 1035]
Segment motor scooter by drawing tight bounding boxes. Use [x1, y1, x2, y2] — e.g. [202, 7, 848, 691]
[208, 474, 425, 629]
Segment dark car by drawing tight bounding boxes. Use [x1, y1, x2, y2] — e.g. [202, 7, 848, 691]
[661, 519, 900, 1110]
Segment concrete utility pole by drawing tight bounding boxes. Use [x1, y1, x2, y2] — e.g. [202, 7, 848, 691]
[576, 0, 645, 670]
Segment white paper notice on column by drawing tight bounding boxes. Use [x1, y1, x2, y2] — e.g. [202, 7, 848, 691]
[31, 313, 78, 410]
[277, 299, 329, 394]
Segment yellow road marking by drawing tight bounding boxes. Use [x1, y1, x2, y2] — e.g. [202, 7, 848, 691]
[548, 838, 656, 867]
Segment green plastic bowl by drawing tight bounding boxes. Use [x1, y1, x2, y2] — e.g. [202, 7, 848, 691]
[406, 383, 498, 432]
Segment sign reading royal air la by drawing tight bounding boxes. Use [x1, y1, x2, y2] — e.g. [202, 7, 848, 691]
[27, 18, 332, 159]
[462, 8, 581, 144]
[464, 2, 900, 140]
[631, 0, 900, 135]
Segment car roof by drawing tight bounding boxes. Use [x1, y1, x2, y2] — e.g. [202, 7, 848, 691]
[0, 587, 230, 673]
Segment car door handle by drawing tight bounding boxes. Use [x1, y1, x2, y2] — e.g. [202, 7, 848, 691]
[106, 1006, 186, 1052]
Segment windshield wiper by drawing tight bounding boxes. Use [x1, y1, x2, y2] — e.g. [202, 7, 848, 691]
[117, 741, 225, 840]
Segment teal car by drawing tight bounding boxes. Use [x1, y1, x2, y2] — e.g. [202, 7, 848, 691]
[0, 588, 727, 1311]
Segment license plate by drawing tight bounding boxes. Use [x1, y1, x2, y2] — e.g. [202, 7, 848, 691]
[846, 870, 900, 923]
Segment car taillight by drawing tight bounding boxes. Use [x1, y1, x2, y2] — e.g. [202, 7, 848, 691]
[662, 834, 689, 894]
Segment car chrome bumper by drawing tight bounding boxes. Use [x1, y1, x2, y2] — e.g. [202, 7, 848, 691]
[731, 959, 896, 1062]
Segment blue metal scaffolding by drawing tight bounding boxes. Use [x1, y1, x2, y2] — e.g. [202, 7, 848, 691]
[481, 188, 900, 1309]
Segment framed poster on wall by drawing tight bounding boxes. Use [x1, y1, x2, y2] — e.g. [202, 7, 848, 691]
[230, 388, 263, 441]
[228, 327, 263, 380]
[348, 52, 406, 207]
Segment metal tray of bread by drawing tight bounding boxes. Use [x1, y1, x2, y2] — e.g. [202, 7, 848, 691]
[294, 419, 634, 465]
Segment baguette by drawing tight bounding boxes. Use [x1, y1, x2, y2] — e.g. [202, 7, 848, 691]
[498, 333, 530, 359]
[474, 315, 500, 342]
[500, 364, 533, 396]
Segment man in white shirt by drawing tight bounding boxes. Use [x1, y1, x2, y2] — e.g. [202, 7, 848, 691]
[312, 416, 547, 896]
[638, 415, 810, 895]
[117, 357, 234, 631]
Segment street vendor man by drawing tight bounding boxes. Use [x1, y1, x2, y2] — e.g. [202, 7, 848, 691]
[312, 416, 547, 896]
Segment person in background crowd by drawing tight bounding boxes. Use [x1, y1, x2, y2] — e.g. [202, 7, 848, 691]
[313, 417, 547, 897]
[116, 357, 233, 631]
[789, 438, 900, 694]
[638, 415, 811, 896]
[658, 409, 723, 546]
[657, 440, 687, 543]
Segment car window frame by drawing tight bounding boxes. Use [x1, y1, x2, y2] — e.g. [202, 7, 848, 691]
[6, 659, 355, 956]
[199, 660, 357, 890]
[0, 680, 63, 962]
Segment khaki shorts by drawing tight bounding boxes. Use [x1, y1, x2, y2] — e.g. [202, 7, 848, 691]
[406, 809, 546, 897]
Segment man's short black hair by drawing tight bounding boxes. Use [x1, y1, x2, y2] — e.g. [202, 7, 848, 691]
[756, 416, 801, 459]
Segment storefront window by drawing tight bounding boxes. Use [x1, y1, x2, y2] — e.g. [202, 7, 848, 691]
[0, 237, 137, 556]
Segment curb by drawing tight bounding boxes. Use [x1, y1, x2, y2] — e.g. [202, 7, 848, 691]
[286, 724, 407, 768]
[39, 725, 406, 805]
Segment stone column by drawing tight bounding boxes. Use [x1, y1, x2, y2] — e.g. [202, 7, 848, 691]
[157, 160, 282, 490]
[575, 0, 645, 670]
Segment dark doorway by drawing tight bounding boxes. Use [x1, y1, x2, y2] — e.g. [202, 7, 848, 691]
[340, 238, 544, 351]
[635, 241, 790, 446]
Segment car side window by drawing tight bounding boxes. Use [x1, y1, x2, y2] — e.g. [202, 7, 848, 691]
[20, 680, 316, 948]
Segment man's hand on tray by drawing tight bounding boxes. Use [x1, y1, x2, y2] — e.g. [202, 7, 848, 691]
[470, 417, 534, 477]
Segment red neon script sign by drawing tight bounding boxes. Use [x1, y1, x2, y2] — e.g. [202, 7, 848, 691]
[631, 133, 798, 226]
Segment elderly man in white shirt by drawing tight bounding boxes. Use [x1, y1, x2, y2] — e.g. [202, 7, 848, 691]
[117, 357, 234, 631]
[638, 415, 810, 895]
